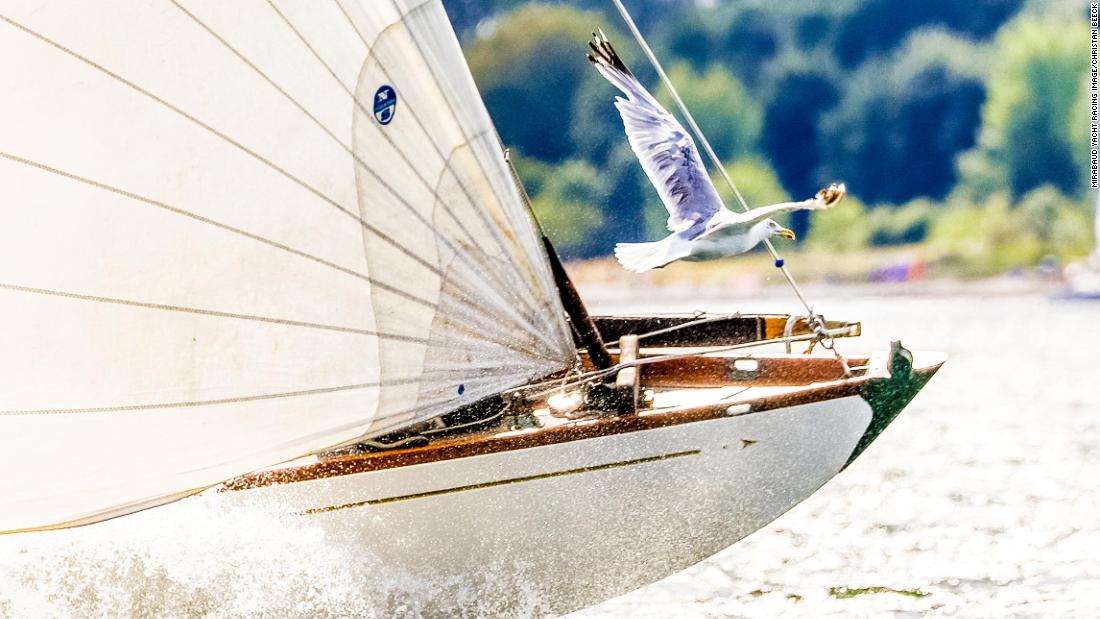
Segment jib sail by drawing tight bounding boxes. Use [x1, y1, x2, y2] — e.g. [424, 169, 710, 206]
[0, 0, 574, 533]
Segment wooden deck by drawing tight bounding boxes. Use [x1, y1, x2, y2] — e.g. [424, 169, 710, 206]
[220, 351, 926, 493]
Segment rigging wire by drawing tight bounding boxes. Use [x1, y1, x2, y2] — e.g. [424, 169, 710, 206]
[634, 311, 740, 342]
[607, 0, 851, 375]
[506, 325, 857, 402]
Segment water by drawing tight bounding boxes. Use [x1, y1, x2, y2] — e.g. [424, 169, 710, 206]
[1, 289, 1098, 617]
[578, 287, 1100, 618]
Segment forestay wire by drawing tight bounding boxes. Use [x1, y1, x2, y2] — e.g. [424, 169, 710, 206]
[609, 0, 850, 375]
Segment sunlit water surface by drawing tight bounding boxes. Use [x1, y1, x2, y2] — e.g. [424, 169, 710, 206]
[1, 289, 1098, 617]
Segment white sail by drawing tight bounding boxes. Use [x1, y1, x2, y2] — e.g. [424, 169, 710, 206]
[0, 0, 574, 533]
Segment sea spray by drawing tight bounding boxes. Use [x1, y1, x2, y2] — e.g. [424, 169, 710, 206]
[0, 492, 548, 618]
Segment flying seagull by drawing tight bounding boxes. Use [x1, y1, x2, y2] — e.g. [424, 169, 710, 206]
[587, 31, 846, 273]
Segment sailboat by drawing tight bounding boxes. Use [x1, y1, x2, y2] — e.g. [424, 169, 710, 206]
[1063, 191, 1100, 298]
[0, 0, 943, 613]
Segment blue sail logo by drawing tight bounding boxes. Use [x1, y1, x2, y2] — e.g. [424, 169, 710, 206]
[373, 85, 397, 125]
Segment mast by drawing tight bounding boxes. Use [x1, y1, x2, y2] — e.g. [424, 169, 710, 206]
[504, 149, 613, 370]
[542, 236, 614, 370]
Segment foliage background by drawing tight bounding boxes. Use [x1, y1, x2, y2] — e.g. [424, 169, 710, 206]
[444, 0, 1093, 277]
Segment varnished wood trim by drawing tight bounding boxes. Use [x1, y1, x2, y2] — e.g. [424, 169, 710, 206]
[223, 372, 870, 492]
[641, 355, 868, 388]
[221, 355, 942, 494]
[591, 313, 859, 349]
[581, 352, 869, 386]
[763, 316, 860, 341]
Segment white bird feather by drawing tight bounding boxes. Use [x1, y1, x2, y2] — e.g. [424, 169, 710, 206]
[587, 31, 845, 273]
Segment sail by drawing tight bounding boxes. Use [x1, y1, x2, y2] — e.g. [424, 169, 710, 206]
[0, 0, 575, 533]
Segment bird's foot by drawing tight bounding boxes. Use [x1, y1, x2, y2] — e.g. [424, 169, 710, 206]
[815, 182, 847, 207]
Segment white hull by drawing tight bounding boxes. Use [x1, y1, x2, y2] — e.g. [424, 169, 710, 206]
[212, 395, 873, 613]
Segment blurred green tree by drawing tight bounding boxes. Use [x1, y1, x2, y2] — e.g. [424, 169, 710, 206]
[444, 0, 514, 39]
[714, 7, 779, 80]
[467, 5, 617, 162]
[653, 3, 786, 92]
[654, 9, 715, 72]
[446, 0, 687, 40]
[759, 57, 842, 199]
[927, 193, 1040, 274]
[652, 2, 833, 87]
[818, 29, 987, 204]
[516, 156, 608, 257]
[832, 0, 1023, 68]
[456, 0, 1068, 263]
[1016, 185, 1093, 256]
[868, 199, 935, 246]
[713, 157, 789, 210]
[955, 16, 1089, 200]
[928, 186, 1092, 274]
[654, 63, 763, 162]
[805, 195, 872, 252]
[602, 143, 661, 244]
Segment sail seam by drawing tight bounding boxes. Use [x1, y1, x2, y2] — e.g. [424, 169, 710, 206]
[387, 0, 572, 352]
[0, 151, 437, 310]
[166, 1, 548, 342]
[0, 10, 537, 348]
[331, 0, 370, 47]
[0, 15, 357, 219]
[383, 0, 548, 293]
[426, 140, 562, 352]
[391, 1, 552, 283]
[0, 377, 419, 416]
[0, 13, 457, 299]
[0, 151, 541, 356]
[353, 1, 545, 292]
[0, 282, 425, 342]
[270, 0, 547, 326]
[335, 0, 562, 340]
[270, 2, 500, 264]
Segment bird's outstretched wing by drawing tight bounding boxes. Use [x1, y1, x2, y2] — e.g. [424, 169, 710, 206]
[588, 31, 723, 232]
[724, 183, 847, 227]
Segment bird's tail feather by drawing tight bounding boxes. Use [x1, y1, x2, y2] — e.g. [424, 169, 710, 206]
[587, 29, 632, 77]
[587, 30, 640, 98]
[615, 239, 678, 273]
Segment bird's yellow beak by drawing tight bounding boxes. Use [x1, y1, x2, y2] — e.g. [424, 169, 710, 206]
[778, 227, 796, 240]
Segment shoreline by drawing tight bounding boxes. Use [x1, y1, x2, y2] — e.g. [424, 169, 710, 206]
[570, 263, 1063, 307]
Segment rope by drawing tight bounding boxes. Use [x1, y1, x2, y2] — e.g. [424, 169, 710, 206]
[608, 0, 851, 375]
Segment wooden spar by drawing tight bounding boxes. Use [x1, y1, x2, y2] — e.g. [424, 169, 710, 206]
[543, 235, 614, 370]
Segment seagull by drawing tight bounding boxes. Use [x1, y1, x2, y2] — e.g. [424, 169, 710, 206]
[587, 31, 846, 273]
